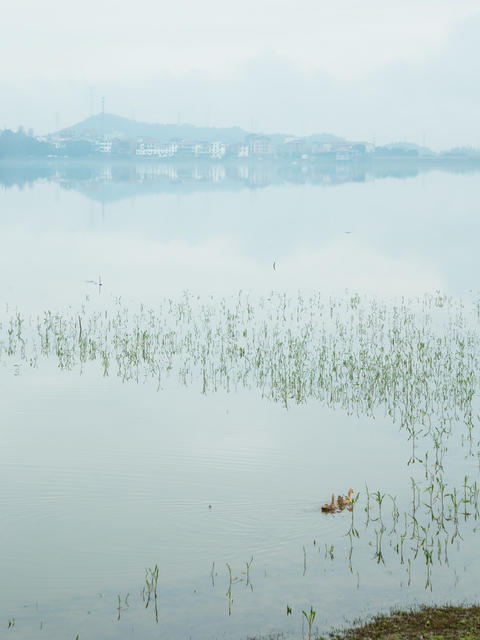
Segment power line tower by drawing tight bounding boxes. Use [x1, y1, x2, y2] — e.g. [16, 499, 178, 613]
[89, 87, 96, 117]
[101, 96, 105, 139]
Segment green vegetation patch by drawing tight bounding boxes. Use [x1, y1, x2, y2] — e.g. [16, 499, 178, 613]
[329, 604, 480, 640]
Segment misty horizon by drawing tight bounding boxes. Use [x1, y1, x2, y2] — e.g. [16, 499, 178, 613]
[2, 2, 480, 150]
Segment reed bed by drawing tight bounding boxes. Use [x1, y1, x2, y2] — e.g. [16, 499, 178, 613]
[2, 291, 479, 446]
[2, 291, 480, 599]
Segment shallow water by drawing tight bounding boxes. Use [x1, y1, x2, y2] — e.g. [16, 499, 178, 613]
[1, 161, 480, 639]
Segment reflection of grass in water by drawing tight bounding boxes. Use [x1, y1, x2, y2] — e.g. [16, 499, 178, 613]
[115, 593, 129, 621]
[224, 558, 255, 615]
[142, 565, 159, 622]
[3, 291, 480, 591]
[317, 470, 480, 592]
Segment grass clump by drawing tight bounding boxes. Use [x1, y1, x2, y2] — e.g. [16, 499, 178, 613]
[328, 604, 480, 640]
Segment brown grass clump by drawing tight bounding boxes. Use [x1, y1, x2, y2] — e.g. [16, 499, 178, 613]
[327, 604, 480, 640]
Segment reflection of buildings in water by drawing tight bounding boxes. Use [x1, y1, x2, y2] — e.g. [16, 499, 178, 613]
[0, 160, 402, 194]
[3, 159, 480, 197]
[98, 165, 112, 182]
[307, 163, 373, 186]
[110, 165, 136, 183]
[245, 164, 274, 188]
[210, 165, 225, 183]
[136, 163, 178, 182]
[334, 163, 367, 183]
[277, 162, 308, 185]
[307, 164, 336, 185]
[192, 165, 226, 183]
[129, 162, 229, 185]
[237, 165, 249, 181]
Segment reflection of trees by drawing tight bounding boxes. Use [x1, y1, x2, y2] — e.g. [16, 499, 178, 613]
[0, 162, 57, 189]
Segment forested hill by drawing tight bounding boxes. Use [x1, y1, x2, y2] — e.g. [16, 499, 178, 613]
[56, 113, 250, 143]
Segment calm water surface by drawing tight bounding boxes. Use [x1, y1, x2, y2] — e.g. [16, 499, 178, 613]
[1, 161, 480, 639]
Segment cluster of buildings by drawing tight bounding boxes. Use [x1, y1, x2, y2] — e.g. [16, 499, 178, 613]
[47, 131, 376, 161]
[135, 139, 228, 159]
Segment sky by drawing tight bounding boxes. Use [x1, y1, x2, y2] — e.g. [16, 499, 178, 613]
[1, 0, 479, 148]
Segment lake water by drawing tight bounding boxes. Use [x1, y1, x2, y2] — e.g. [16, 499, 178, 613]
[1, 160, 480, 639]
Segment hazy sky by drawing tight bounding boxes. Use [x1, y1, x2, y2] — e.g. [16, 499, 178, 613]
[1, 0, 479, 148]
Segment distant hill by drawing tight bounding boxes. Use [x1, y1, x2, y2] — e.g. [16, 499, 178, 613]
[382, 141, 433, 156]
[306, 133, 347, 144]
[267, 132, 347, 146]
[53, 113, 351, 147]
[53, 113, 250, 144]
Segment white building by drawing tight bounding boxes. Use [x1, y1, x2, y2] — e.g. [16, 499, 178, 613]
[336, 149, 354, 161]
[237, 144, 249, 158]
[136, 139, 178, 158]
[247, 135, 273, 156]
[136, 138, 226, 159]
[194, 143, 210, 157]
[208, 141, 226, 159]
[96, 138, 112, 154]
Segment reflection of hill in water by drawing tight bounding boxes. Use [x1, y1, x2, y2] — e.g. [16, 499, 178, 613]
[2, 159, 480, 202]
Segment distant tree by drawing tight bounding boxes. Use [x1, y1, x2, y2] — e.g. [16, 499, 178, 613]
[0, 128, 53, 158]
[443, 146, 479, 157]
[374, 146, 418, 157]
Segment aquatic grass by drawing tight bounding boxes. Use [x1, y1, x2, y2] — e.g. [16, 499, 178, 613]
[115, 593, 130, 621]
[243, 556, 254, 590]
[3, 290, 480, 592]
[3, 291, 480, 453]
[302, 606, 316, 640]
[224, 558, 255, 614]
[337, 466, 480, 590]
[289, 460, 480, 593]
[142, 565, 159, 622]
[226, 562, 234, 615]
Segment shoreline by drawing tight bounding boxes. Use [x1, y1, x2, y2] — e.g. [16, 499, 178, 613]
[325, 604, 480, 639]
